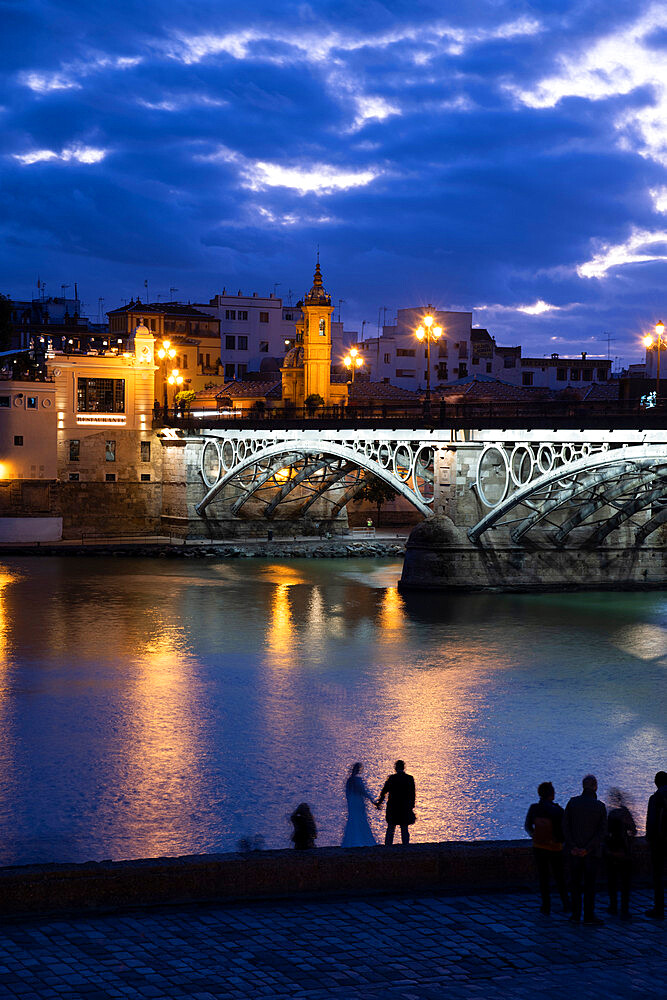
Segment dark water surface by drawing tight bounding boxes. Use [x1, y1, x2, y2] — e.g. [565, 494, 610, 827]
[0, 556, 665, 864]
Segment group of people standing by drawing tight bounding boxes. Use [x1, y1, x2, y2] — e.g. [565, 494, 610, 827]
[290, 760, 416, 850]
[525, 771, 667, 924]
[289, 764, 666, 926]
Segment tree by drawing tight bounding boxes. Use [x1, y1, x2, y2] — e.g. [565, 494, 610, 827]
[305, 392, 324, 415]
[352, 473, 399, 527]
[175, 389, 197, 412]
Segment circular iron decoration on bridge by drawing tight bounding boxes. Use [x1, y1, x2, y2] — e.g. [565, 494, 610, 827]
[220, 439, 236, 471]
[393, 444, 413, 482]
[201, 439, 222, 488]
[476, 445, 509, 508]
[509, 445, 534, 488]
[413, 445, 435, 504]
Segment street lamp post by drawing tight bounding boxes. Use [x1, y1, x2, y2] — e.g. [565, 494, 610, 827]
[415, 308, 443, 415]
[167, 368, 184, 413]
[644, 320, 665, 405]
[156, 339, 176, 411]
[343, 346, 364, 383]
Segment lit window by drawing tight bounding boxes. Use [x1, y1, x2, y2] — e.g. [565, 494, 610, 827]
[140, 441, 150, 462]
[105, 440, 116, 462]
[69, 440, 80, 462]
[27, 396, 37, 409]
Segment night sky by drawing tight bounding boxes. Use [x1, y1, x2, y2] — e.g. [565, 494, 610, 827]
[3, 0, 667, 364]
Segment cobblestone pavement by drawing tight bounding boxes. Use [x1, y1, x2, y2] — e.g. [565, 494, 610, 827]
[0, 888, 664, 1000]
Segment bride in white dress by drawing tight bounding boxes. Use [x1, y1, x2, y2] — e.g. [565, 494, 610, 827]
[342, 762, 376, 847]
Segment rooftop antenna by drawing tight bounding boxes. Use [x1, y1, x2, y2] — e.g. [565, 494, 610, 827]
[600, 330, 616, 359]
[338, 299, 345, 323]
[144, 278, 149, 303]
[273, 283, 281, 297]
[170, 287, 178, 300]
[61, 284, 70, 300]
[97, 298, 104, 323]
[287, 288, 294, 306]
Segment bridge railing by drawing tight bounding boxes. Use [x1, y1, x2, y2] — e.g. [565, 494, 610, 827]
[154, 399, 667, 431]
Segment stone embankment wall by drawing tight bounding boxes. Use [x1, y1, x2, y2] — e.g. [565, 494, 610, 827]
[0, 840, 654, 917]
[0, 540, 405, 559]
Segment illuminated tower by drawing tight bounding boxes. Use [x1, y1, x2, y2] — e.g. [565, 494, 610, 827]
[281, 258, 347, 409]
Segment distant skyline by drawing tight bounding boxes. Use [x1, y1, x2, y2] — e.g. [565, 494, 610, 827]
[3, 0, 667, 367]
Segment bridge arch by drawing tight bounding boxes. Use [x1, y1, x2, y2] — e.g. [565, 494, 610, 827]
[194, 438, 434, 518]
[469, 444, 667, 545]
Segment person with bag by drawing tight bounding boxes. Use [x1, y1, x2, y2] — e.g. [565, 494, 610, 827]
[376, 759, 416, 845]
[524, 781, 570, 915]
[605, 787, 637, 920]
[645, 770, 667, 920]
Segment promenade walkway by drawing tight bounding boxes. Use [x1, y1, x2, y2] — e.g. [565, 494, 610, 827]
[0, 887, 663, 999]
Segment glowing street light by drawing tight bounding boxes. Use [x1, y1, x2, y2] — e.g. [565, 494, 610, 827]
[157, 339, 177, 409]
[167, 368, 184, 411]
[343, 346, 364, 383]
[415, 306, 443, 413]
[644, 321, 665, 403]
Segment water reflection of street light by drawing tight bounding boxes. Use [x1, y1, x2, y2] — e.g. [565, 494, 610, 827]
[644, 320, 665, 403]
[343, 346, 364, 383]
[157, 339, 176, 409]
[415, 308, 443, 413]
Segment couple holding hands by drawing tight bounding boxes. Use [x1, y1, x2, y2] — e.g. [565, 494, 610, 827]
[342, 759, 416, 847]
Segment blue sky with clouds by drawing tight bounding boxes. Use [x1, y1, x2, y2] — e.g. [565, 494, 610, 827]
[3, 0, 667, 364]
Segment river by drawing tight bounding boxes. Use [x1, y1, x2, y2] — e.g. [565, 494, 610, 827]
[0, 556, 665, 864]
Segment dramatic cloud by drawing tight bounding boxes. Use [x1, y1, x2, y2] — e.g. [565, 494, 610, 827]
[1, 0, 666, 364]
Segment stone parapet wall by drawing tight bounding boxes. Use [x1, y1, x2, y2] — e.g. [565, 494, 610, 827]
[0, 840, 654, 918]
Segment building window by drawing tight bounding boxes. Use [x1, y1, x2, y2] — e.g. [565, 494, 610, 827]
[557, 368, 566, 381]
[238, 310, 248, 321]
[472, 356, 479, 366]
[582, 368, 592, 380]
[140, 473, 151, 482]
[225, 363, 235, 379]
[0, 396, 9, 408]
[503, 357, 516, 368]
[238, 336, 248, 350]
[438, 345, 448, 357]
[182, 355, 188, 369]
[438, 363, 448, 379]
[486, 362, 492, 373]
[77, 377, 125, 413]
[225, 335, 236, 350]
[14, 435, 23, 446]
[459, 363, 468, 377]
[384, 353, 391, 364]
[395, 369, 416, 377]
[105, 440, 116, 462]
[522, 372, 534, 386]
[570, 369, 580, 381]
[105, 473, 116, 482]
[237, 363, 248, 377]
[285, 312, 293, 320]
[396, 348, 416, 357]
[68, 472, 79, 482]
[259, 311, 269, 323]
[27, 396, 37, 409]
[260, 341, 269, 353]
[69, 439, 80, 462]
[225, 309, 236, 320]
[597, 367, 607, 381]
[141, 441, 151, 462]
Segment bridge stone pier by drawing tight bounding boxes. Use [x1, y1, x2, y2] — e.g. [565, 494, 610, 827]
[159, 423, 667, 590]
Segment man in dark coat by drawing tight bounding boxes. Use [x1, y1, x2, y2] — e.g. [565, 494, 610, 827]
[376, 760, 416, 845]
[524, 781, 569, 915]
[645, 770, 667, 920]
[563, 774, 607, 925]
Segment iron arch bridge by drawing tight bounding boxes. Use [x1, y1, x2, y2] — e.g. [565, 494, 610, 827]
[469, 440, 667, 547]
[194, 430, 436, 519]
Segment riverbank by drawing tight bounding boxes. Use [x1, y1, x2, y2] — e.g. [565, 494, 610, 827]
[0, 535, 406, 559]
[0, 839, 654, 917]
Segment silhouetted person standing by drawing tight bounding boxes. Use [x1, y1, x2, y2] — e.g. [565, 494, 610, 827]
[645, 770, 667, 920]
[605, 787, 636, 920]
[290, 803, 317, 850]
[563, 774, 607, 925]
[376, 760, 415, 845]
[524, 781, 569, 915]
